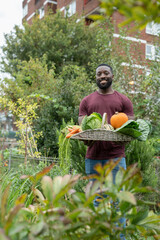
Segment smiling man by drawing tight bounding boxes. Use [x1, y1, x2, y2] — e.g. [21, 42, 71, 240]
[78, 63, 134, 240]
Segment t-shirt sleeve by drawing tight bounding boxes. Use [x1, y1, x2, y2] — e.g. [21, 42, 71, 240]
[122, 96, 134, 116]
[79, 98, 88, 116]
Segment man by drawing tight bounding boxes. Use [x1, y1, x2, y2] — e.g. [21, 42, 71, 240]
[78, 63, 134, 240]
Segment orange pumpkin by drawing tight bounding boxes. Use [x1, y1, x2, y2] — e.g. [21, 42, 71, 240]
[110, 112, 128, 129]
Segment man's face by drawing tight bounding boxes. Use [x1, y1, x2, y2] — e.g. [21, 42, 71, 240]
[96, 66, 113, 89]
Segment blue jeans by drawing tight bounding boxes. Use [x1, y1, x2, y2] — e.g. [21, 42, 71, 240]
[85, 157, 126, 240]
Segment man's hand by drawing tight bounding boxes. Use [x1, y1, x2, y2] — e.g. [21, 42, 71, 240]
[83, 140, 95, 147]
[78, 116, 85, 125]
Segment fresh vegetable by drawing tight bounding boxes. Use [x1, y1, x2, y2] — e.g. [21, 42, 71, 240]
[110, 112, 128, 129]
[114, 119, 150, 140]
[81, 112, 102, 131]
[79, 111, 150, 141]
[104, 124, 114, 131]
[136, 119, 151, 141]
[66, 125, 81, 138]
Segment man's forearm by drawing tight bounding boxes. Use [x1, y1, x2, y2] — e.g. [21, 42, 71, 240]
[78, 116, 85, 125]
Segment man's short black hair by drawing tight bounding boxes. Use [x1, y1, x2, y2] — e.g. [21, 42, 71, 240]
[96, 64, 113, 73]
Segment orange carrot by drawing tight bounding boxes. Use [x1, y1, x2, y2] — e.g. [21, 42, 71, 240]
[68, 128, 73, 132]
[66, 128, 81, 138]
[70, 128, 81, 134]
[66, 133, 73, 138]
[72, 126, 81, 130]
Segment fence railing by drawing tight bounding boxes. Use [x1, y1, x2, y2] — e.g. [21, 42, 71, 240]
[2, 152, 59, 170]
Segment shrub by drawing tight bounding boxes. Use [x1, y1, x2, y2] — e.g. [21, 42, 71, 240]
[0, 161, 160, 240]
[125, 139, 157, 187]
[125, 139, 159, 206]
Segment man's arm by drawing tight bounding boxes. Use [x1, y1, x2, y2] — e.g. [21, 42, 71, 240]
[78, 115, 85, 125]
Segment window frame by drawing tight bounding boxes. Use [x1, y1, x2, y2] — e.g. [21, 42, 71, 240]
[64, 0, 76, 17]
[146, 44, 154, 60]
[39, 6, 45, 19]
[146, 44, 160, 61]
[23, 4, 28, 17]
[146, 22, 160, 36]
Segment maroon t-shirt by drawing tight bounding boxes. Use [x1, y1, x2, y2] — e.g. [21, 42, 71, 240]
[79, 91, 134, 160]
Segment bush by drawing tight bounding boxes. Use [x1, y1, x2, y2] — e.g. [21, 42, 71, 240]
[125, 139, 159, 206]
[0, 161, 160, 240]
[125, 139, 157, 187]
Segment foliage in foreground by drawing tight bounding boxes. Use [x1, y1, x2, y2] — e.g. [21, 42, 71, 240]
[91, 0, 160, 30]
[0, 161, 160, 240]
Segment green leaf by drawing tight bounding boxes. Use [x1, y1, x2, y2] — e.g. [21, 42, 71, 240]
[136, 119, 150, 141]
[35, 163, 55, 182]
[114, 120, 139, 130]
[116, 127, 142, 138]
[41, 176, 54, 203]
[33, 188, 45, 205]
[81, 115, 88, 131]
[81, 113, 102, 130]
[90, 112, 102, 121]
[117, 191, 137, 205]
[0, 229, 10, 240]
[114, 120, 142, 138]
[5, 204, 24, 234]
[131, 209, 149, 224]
[53, 175, 69, 195]
[31, 220, 46, 236]
[1, 183, 11, 223]
[15, 194, 27, 205]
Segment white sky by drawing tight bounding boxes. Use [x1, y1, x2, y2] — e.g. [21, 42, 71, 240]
[0, 0, 22, 79]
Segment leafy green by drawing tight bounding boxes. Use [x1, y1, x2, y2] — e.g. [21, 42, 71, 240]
[114, 119, 150, 140]
[90, 112, 102, 121]
[114, 120, 141, 138]
[136, 119, 151, 141]
[114, 120, 139, 130]
[81, 112, 102, 131]
[115, 127, 142, 138]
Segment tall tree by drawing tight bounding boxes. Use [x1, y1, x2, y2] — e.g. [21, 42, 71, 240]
[0, 11, 112, 76]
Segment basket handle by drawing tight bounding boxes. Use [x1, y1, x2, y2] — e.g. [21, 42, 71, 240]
[101, 113, 107, 129]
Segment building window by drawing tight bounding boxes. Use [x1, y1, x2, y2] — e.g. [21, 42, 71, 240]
[155, 47, 160, 61]
[38, 7, 45, 19]
[146, 22, 160, 36]
[146, 44, 160, 61]
[146, 44, 154, 60]
[65, 0, 76, 17]
[84, 0, 92, 4]
[35, 0, 40, 4]
[23, 4, 28, 17]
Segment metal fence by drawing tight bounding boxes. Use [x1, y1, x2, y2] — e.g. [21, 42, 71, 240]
[1, 139, 59, 170]
[2, 151, 59, 170]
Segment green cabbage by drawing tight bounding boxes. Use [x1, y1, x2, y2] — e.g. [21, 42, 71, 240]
[81, 112, 102, 131]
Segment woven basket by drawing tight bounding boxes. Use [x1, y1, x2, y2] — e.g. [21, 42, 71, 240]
[71, 113, 134, 142]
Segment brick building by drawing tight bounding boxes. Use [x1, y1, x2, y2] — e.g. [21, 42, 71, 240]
[22, 0, 57, 25]
[22, 0, 160, 72]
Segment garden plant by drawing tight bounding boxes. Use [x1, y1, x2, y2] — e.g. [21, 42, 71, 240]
[0, 161, 160, 240]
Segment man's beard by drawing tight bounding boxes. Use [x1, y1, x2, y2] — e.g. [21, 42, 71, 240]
[96, 78, 112, 89]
